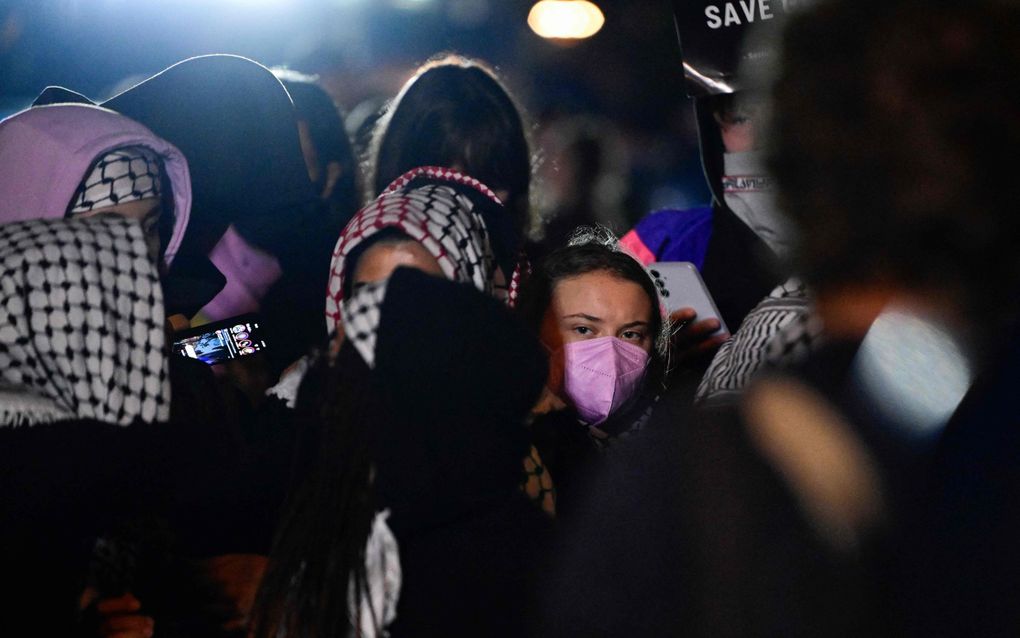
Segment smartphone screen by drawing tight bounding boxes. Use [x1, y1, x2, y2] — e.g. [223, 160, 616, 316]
[172, 314, 268, 365]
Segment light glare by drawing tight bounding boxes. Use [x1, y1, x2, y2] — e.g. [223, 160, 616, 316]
[528, 0, 604, 40]
[853, 309, 972, 438]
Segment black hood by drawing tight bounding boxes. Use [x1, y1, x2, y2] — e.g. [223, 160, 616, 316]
[694, 95, 727, 207]
[35, 54, 317, 257]
[35, 54, 320, 315]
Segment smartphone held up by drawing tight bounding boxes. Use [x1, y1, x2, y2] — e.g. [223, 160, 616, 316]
[172, 314, 269, 365]
[648, 261, 728, 338]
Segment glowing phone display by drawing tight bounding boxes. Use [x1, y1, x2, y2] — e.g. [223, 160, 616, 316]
[172, 314, 268, 365]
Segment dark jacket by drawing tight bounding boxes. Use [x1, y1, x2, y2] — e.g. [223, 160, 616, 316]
[533, 339, 898, 637]
[390, 493, 552, 637]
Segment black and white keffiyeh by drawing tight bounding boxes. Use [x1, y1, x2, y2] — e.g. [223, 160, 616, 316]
[340, 278, 388, 370]
[0, 215, 170, 426]
[69, 146, 163, 215]
[696, 278, 821, 406]
[349, 509, 401, 638]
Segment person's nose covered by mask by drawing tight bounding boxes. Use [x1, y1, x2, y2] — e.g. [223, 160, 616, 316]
[713, 96, 795, 259]
[531, 246, 661, 429]
[722, 150, 795, 258]
[556, 335, 650, 425]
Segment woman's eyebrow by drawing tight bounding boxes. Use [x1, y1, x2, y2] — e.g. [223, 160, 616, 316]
[619, 320, 650, 330]
[563, 313, 602, 322]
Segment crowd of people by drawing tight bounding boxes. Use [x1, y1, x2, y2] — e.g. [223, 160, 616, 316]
[2, 0, 1019, 635]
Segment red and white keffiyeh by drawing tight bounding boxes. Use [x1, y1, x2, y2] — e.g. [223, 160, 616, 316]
[325, 166, 511, 333]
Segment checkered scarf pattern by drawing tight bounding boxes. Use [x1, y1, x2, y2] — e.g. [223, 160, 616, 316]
[340, 278, 389, 369]
[0, 215, 170, 426]
[69, 146, 163, 215]
[325, 166, 504, 334]
[695, 278, 818, 406]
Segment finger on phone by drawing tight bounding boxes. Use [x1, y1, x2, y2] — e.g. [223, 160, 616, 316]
[669, 307, 697, 326]
[100, 613, 153, 638]
[674, 318, 722, 346]
[166, 313, 191, 333]
[96, 593, 142, 615]
[686, 318, 721, 338]
[696, 333, 730, 354]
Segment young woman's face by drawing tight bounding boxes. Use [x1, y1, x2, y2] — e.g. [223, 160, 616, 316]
[540, 269, 655, 355]
[351, 239, 444, 290]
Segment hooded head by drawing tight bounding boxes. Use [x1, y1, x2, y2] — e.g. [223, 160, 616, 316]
[0, 104, 191, 268]
[336, 267, 548, 532]
[324, 166, 512, 334]
[34, 54, 318, 258]
[273, 68, 362, 226]
[33, 55, 324, 318]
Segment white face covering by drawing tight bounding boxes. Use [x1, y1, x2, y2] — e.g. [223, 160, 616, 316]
[722, 150, 794, 257]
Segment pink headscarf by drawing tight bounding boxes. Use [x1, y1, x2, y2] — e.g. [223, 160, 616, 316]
[0, 104, 191, 267]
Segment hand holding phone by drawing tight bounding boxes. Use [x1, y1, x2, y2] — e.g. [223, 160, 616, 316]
[648, 262, 728, 338]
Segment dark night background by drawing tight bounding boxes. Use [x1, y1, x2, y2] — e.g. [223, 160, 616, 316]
[0, 0, 711, 231]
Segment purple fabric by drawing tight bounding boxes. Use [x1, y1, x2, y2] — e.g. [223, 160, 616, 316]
[561, 336, 650, 425]
[0, 104, 191, 267]
[622, 206, 713, 269]
[198, 225, 282, 321]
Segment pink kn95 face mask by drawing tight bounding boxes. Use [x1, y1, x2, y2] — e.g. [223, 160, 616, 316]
[560, 336, 650, 425]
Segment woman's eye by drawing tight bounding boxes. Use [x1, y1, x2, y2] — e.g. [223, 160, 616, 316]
[573, 326, 592, 336]
[621, 330, 645, 341]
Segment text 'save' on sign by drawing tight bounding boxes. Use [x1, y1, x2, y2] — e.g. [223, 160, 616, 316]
[672, 0, 813, 97]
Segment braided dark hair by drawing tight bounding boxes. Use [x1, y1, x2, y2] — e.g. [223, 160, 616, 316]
[251, 345, 379, 638]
